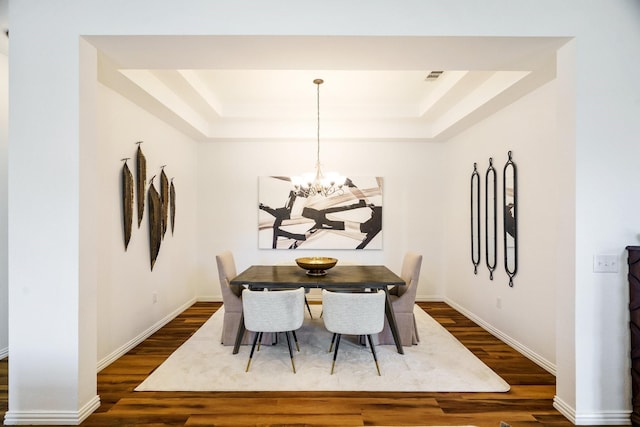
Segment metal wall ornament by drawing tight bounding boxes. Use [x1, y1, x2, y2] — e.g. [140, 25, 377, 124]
[470, 163, 481, 274]
[485, 158, 497, 279]
[120, 141, 177, 270]
[148, 175, 162, 271]
[121, 158, 134, 250]
[503, 151, 518, 287]
[170, 177, 176, 235]
[160, 166, 169, 239]
[136, 141, 146, 228]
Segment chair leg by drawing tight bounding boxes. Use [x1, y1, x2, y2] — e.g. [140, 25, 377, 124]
[359, 335, 367, 346]
[367, 334, 381, 376]
[285, 331, 296, 373]
[331, 334, 342, 375]
[305, 296, 313, 318]
[328, 333, 337, 352]
[292, 330, 300, 352]
[245, 331, 261, 372]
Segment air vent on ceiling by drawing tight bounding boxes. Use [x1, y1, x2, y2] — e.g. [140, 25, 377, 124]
[425, 71, 444, 81]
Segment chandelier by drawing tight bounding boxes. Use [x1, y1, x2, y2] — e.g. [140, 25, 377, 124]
[292, 79, 346, 197]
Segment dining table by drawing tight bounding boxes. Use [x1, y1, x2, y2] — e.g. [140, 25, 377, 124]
[229, 264, 406, 355]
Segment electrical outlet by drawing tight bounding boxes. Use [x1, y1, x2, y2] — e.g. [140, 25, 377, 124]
[152, 292, 158, 303]
[593, 254, 619, 273]
[496, 297, 502, 309]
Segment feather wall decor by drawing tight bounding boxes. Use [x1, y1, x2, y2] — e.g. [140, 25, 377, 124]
[136, 141, 146, 228]
[122, 141, 178, 270]
[160, 166, 169, 239]
[148, 175, 162, 271]
[170, 177, 176, 235]
[121, 158, 134, 250]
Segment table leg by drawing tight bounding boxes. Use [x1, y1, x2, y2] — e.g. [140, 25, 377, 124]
[383, 286, 404, 354]
[232, 312, 245, 355]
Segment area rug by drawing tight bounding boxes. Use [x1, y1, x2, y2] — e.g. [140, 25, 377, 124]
[135, 305, 510, 392]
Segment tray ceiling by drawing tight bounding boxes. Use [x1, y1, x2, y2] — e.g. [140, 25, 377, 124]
[90, 35, 568, 142]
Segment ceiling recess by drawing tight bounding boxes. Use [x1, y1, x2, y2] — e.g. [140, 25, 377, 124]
[90, 35, 566, 142]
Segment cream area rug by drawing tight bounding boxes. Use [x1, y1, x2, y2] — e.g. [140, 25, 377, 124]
[135, 305, 510, 392]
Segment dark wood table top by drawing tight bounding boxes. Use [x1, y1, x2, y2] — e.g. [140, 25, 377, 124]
[230, 265, 405, 289]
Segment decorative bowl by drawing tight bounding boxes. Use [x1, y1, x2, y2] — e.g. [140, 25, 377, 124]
[295, 257, 338, 276]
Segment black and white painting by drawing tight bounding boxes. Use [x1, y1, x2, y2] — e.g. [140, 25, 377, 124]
[258, 176, 383, 250]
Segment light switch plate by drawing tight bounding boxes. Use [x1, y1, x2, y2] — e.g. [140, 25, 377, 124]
[593, 254, 619, 273]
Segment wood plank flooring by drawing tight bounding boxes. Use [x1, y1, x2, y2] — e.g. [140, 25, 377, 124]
[0, 302, 594, 426]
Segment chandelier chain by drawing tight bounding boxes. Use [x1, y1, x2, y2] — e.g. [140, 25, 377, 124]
[291, 78, 345, 197]
[316, 80, 321, 168]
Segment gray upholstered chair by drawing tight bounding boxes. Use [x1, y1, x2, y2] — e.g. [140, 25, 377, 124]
[322, 289, 386, 376]
[216, 251, 274, 347]
[376, 251, 423, 346]
[216, 251, 245, 345]
[242, 287, 305, 373]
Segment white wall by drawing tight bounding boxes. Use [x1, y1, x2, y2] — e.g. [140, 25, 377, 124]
[0, 50, 7, 359]
[443, 79, 561, 371]
[571, 6, 640, 419]
[95, 82, 200, 366]
[196, 139, 447, 301]
[6, 1, 640, 425]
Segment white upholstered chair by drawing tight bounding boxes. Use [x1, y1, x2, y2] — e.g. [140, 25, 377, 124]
[242, 287, 305, 373]
[376, 252, 423, 346]
[322, 289, 386, 376]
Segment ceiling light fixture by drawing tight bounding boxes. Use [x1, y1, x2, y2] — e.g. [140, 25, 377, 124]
[292, 79, 345, 197]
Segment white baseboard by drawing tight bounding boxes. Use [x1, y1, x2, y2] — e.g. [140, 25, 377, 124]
[96, 297, 197, 372]
[0, 346, 7, 359]
[196, 295, 221, 302]
[554, 395, 632, 425]
[3, 395, 100, 425]
[420, 297, 631, 425]
[3, 299, 195, 424]
[416, 294, 445, 302]
[574, 411, 632, 425]
[554, 395, 578, 424]
[443, 297, 556, 375]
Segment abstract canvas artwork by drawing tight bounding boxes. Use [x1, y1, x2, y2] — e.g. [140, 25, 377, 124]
[258, 176, 383, 250]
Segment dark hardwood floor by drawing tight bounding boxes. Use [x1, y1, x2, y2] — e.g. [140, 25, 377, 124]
[0, 302, 589, 426]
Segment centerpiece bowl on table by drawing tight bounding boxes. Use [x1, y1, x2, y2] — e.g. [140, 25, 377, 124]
[295, 257, 338, 276]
